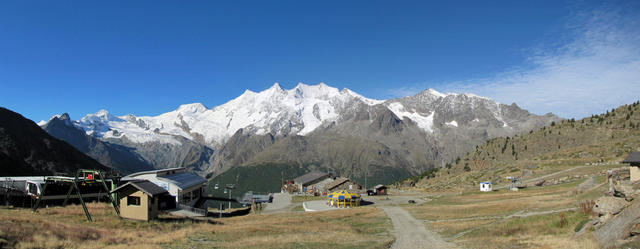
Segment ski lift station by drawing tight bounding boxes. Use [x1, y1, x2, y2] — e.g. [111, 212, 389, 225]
[480, 182, 492, 192]
[121, 167, 207, 207]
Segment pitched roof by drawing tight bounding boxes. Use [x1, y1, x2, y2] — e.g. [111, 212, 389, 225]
[158, 172, 207, 190]
[293, 171, 330, 186]
[326, 177, 350, 190]
[121, 167, 184, 180]
[622, 152, 640, 164]
[374, 184, 386, 190]
[111, 180, 168, 197]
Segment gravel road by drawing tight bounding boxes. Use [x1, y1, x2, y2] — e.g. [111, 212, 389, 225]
[263, 192, 292, 213]
[381, 206, 458, 249]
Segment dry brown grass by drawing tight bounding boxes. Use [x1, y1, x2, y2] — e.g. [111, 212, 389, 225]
[402, 179, 605, 249]
[428, 218, 497, 238]
[407, 185, 577, 221]
[0, 203, 392, 249]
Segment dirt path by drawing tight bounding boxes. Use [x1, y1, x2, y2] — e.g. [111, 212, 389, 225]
[381, 206, 458, 249]
[496, 165, 589, 189]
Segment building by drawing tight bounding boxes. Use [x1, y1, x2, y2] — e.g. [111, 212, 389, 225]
[622, 152, 640, 182]
[111, 180, 170, 221]
[326, 177, 364, 193]
[480, 182, 492, 192]
[293, 171, 332, 193]
[121, 168, 207, 207]
[374, 185, 387, 195]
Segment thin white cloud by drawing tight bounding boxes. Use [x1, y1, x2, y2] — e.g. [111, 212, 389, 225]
[392, 6, 640, 119]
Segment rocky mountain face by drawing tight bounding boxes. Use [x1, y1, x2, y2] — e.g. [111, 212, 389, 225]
[0, 107, 109, 176]
[40, 83, 560, 182]
[41, 113, 154, 174]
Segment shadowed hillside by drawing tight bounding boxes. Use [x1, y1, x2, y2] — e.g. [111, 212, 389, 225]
[0, 107, 110, 176]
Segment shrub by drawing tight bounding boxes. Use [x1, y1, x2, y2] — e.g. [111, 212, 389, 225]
[579, 199, 596, 217]
[558, 213, 568, 228]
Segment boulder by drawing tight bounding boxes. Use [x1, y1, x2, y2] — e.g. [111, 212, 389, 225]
[594, 196, 628, 215]
[618, 184, 638, 198]
[595, 200, 640, 248]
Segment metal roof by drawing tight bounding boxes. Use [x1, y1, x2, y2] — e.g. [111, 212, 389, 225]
[121, 167, 184, 179]
[622, 152, 640, 164]
[158, 172, 206, 190]
[293, 171, 331, 186]
[111, 180, 168, 197]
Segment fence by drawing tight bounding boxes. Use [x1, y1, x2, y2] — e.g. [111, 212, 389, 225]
[177, 203, 208, 216]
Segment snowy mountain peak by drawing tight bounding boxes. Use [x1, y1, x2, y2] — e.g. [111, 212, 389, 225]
[291, 82, 341, 99]
[63, 82, 551, 148]
[177, 103, 208, 114]
[268, 82, 284, 91]
[426, 88, 447, 98]
[342, 88, 384, 105]
[81, 109, 122, 124]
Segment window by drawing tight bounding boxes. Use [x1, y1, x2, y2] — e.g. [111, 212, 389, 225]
[127, 196, 141, 206]
[28, 183, 38, 195]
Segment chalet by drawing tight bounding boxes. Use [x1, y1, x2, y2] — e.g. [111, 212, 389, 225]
[111, 180, 170, 221]
[293, 171, 332, 193]
[480, 182, 492, 192]
[622, 152, 640, 182]
[374, 184, 387, 195]
[326, 177, 364, 193]
[121, 168, 207, 207]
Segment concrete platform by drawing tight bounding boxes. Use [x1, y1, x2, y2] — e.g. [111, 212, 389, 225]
[303, 200, 360, 212]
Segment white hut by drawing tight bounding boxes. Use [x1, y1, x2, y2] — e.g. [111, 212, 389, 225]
[480, 182, 492, 192]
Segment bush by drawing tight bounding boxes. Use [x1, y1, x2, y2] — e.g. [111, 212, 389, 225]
[579, 200, 596, 217]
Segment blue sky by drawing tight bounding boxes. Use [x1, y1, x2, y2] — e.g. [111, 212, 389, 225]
[1, 0, 639, 122]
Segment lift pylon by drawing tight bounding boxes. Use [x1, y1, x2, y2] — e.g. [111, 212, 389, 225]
[32, 169, 119, 222]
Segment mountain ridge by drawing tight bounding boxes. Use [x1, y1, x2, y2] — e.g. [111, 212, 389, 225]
[0, 107, 110, 176]
[40, 83, 560, 182]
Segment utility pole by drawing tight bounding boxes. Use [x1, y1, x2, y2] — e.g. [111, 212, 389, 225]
[364, 166, 368, 189]
[228, 188, 232, 209]
[226, 184, 235, 210]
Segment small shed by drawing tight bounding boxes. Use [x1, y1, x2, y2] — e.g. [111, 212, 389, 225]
[111, 180, 169, 221]
[622, 152, 640, 182]
[374, 185, 387, 195]
[480, 182, 492, 192]
[326, 177, 364, 193]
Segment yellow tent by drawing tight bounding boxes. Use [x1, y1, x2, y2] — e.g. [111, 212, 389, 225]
[327, 190, 361, 208]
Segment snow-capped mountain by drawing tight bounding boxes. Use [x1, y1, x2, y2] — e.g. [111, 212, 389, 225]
[73, 83, 383, 146]
[41, 83, 560, 179]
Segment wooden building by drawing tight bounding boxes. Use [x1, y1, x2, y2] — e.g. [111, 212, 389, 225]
[326, 177, 364, 193]
[120, 168, 207, 207]
[374, 184, 387, 195]
[622, 152, 640, 182]
[293, 171, 333, 193]
[111, 180, 170, 221]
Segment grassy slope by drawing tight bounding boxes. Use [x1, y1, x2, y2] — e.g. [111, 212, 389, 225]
[404, 178, 607, 248]
[0, 203, 392, 249]
[403, 101, 640, 192]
